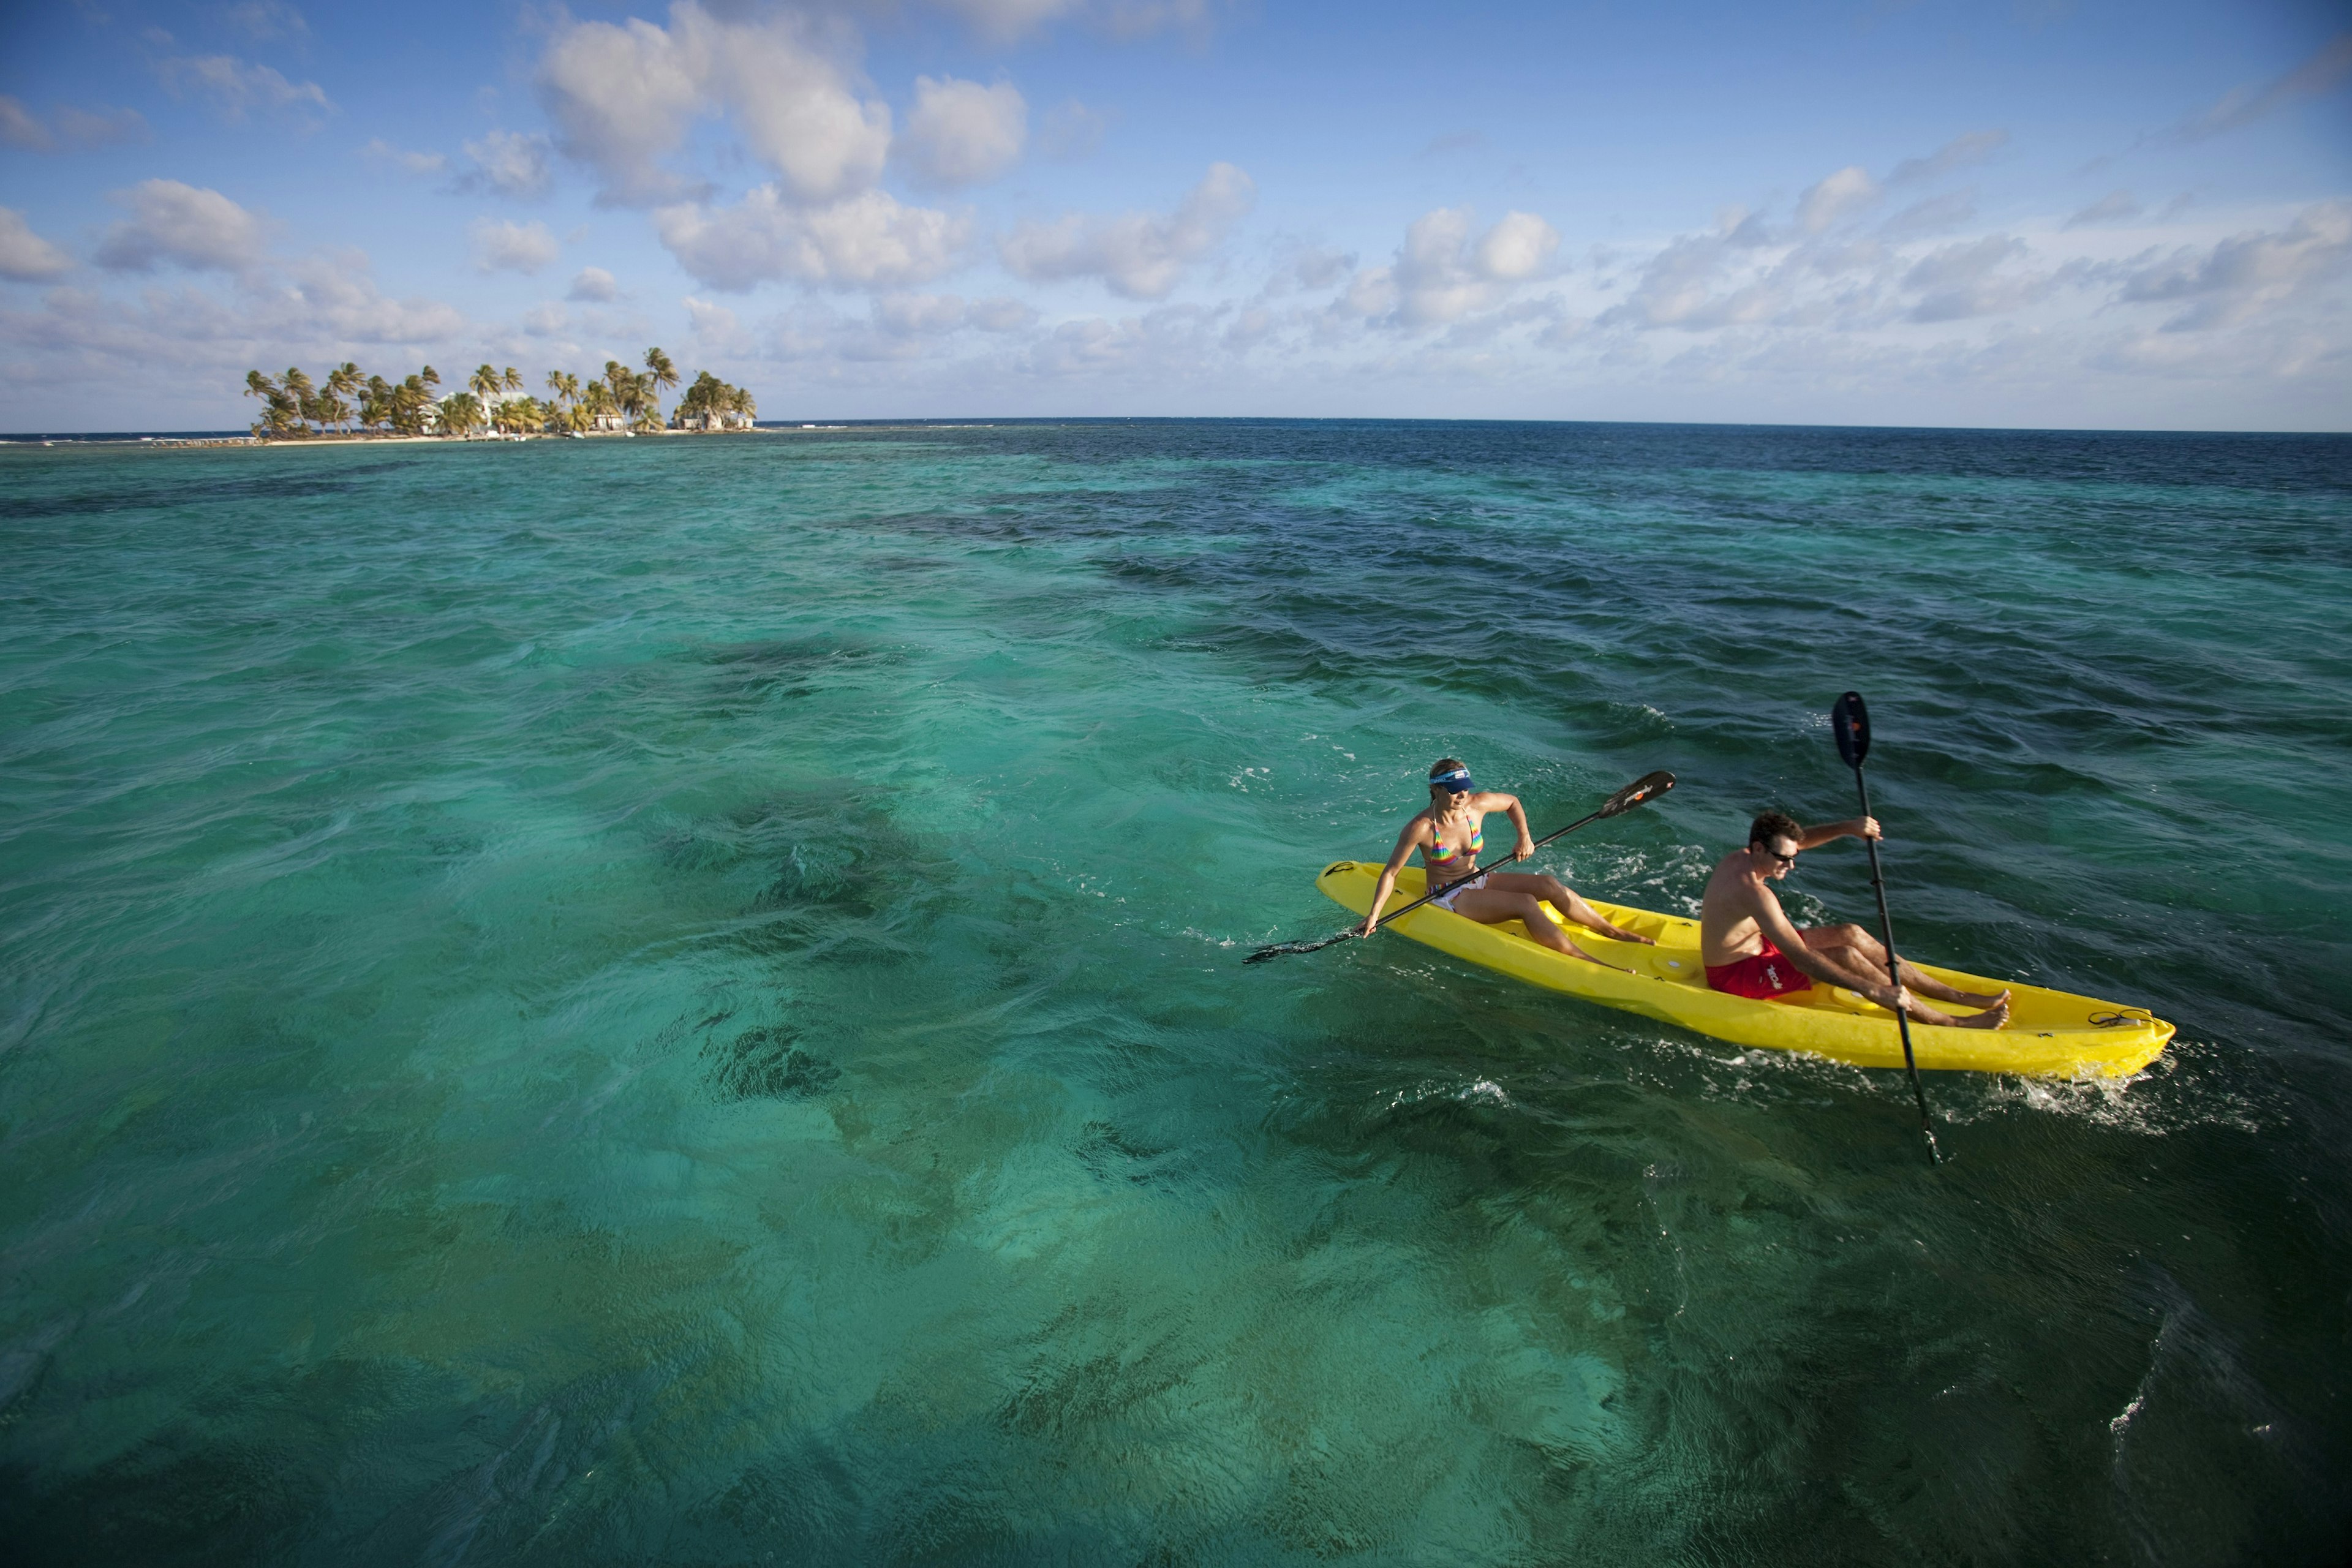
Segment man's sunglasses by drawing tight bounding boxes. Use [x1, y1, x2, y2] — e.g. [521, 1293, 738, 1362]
[1758, 845, 1799, 868]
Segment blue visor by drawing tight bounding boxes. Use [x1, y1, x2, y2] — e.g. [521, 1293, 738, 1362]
[1430, 769, 1474, 793]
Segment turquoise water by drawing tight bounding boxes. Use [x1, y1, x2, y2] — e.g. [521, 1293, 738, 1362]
[2, 421, 2347, 1564]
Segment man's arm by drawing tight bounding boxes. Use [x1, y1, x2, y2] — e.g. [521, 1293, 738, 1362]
[1796, 815, 1880, 851]
[1746, 883, 1904, 1007]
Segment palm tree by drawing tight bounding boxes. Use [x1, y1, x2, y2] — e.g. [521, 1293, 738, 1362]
[727, 383, 756, 424]
[502, 366, 524, 397]
[440, 391, 485, 437]
[581, 380, 617, 431]
[281, 367, 317, 435]
[324, 362, 363, 434]
[643, 346, 678, 424]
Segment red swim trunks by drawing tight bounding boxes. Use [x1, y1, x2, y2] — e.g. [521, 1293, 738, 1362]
[1706, 937, 1814, 1000]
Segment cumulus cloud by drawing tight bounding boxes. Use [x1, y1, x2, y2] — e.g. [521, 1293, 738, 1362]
[568, 266, 619, 301]
[537, 1, 889, 207]
[656, 187, 969, 291]
[1889, 129, 2008, 185]
[0, 208, 75, 281]
[2180, 32, 2352, 140]
[0, 97, 149, 151]
[470, 219, 561, 274]
[998, 162, 1254, 299]
[2117, 202, 2352, 330]
[95, 180, 270, 273]
[899, 77, 1026, 189]
[1902, 236, 2054, 321]
[1795, 165, 1880, 234]
[1338, 206, 1562, 327]
[461, 130, 555, 200]
[155, 52, 332, 121]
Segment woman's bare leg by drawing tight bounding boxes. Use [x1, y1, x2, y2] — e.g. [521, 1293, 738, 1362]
[1450, 887, 1629, 970]
[1483, 872, 1655, 944]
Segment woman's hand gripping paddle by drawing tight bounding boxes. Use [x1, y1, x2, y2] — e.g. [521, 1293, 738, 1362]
[1833, 692, 1942, 1167]
[1243, 771, 1676, 963]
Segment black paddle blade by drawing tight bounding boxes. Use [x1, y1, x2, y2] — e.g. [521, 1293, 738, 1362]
[1597, 769, 1676, 816]
[1243, 931, 1353, 963]
[1832, 691, 1871, 769]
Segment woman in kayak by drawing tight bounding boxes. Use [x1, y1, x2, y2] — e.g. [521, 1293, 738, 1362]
[1357, 760, 1653, 965]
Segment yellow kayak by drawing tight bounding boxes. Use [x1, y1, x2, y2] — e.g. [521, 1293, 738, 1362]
[1316, 861, 2173, 1077]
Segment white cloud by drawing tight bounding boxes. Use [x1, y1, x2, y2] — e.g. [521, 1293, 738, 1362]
[970, 295, 1039, 331]
[0, 97, 46, 150]
[224, 1, 308, 41]
[0, 96, 148, 151]
[1890, 129, 2008, 185]
[0, 208, 75, 281]
[2065, 190, 2142, 228]
[470, 219, 561, 275]
[1902, 236, 2055, 321]
[1796, 165, 1880, 234]
[155, 53, 332, 121]
[95, 180, 270, 273]
[1340, 206, 1562, 327]
[900, 77, 1026, 189]
[361, 138, 448, 175]
[655, 187, 969, 291]
[2180, 32, 2352, 140]
[1880, 190, 1977, 239]
[537, 1, 889, 207]
[2117, 202, 2352, 330]
[925, 0, 1087, 43]
[685, 295, 742, 350]
[568, 266, 619, 302]
[522, 303, 569, 336]
[461, 130, 555, 200]
[56, 106, 150, 148]
[1035, 99, 1109, 161]
[998, 162, 1254, 299]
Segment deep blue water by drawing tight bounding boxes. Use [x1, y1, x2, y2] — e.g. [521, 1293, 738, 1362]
[2, 420, 2348, 1564]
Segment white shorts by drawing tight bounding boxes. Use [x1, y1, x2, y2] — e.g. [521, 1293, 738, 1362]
[1429, 873, 1487, 911]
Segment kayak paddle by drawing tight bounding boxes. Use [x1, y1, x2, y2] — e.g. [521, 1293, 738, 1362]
[1243, 770, 1675, 963]
[1831, 691, 1941, 1166]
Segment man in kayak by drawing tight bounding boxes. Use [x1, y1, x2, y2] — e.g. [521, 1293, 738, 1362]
[1700, 810, 2010, 1028]
[1357, 759, 1653, 967]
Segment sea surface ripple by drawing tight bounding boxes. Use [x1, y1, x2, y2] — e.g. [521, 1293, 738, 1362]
[2, 421, 2348, 1564]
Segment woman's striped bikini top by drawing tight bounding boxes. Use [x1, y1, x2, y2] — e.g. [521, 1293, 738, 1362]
[1425, 816, 1483, 864]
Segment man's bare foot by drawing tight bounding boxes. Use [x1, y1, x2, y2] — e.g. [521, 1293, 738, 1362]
[1949, 986, 2007, 1008]
[1950, 991, 2011, 1030]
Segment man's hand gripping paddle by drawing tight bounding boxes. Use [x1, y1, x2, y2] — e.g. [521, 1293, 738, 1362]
[1243, 771, 1676, 964]
[1833, 692, 1942, 1167]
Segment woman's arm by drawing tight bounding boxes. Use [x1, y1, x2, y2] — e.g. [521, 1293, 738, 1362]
[1487, 791, 1536, 859]
[1358, 819, 1428, 936]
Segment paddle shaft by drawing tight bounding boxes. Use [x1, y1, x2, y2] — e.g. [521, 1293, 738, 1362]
[1847, 766, 1942, 1165]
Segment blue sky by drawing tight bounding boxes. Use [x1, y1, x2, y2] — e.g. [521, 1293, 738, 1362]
[1, 0, 2347, 430]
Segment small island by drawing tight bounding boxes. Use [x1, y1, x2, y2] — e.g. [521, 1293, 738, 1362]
[238, 349, 756, 441]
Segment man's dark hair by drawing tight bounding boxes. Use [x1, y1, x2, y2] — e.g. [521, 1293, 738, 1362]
[1749, 810, 1802, 848]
